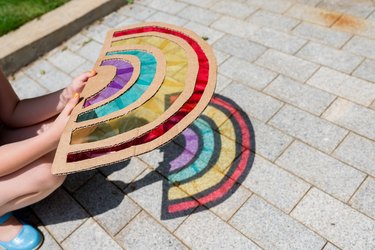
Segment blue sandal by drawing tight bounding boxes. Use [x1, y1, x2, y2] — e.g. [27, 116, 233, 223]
[0, 212, 43, 250]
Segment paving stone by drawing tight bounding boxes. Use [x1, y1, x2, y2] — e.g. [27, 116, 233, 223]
[82, 23, 108, 43]
[323, 98, 375, 140]
[209, 183, 252, 221]
[265, 75, 335, 115]
[333, 133, 375, 176]
[211, 0, 257, 19]
[62, 218, 122, 250]
[215, 73, 232, 93]
[244, 118, 292, 161]
[36, 67, 72, 92]
[148, 0, 186, 14]
[353, 58, 375, 83]
[308, 67, 375, 106]
[178, 5, 220, 25]
[269, 105, 348, 153]
[74, 173, 141, 236]
[331, 16, 375, 39]
[221, 82, 283, 121]
[213, 49, 230, 65]
[76, 40, 102, 63]
[178, 0, 219, 8]
[125, 168, 188, 231]
[246, 0, 294, 13]
[276, 141, 365, 202]
[247, 9, 300, 32]
[285, 3, 339, 26]
[344, 35, 375, 60]
[317, 0, 375, 18]
[183, 21, 224, 44]
[32, 188, 88, 243]
[219, 56, 277, 90]
[176, 209, 260, 249]
[292, 22, 352, 48]
[113, 17, 140, 28]
[47, 49, 86, 74]
[211, 16, 260, 39]
[291, 188, 375, 250]
[349, 177, 375, 219]
[243, 155, 310, 213]
[256, 49, 319, 82]
[38, 226, 62, 250]
[100, 157, 148, 190]
[101, 12, 127, 28]
[229, 195, 326, 250]
[24, 59, 55, 80]
[64, 33, 91, 52]
[146, 11, 188, 26]
[214, 34, 267, 61]
[117, 4, 156, 20]
[69, 60, 94, 77]
[10, 73, 48, 99]
[323, 243, 341, 250]
[297, 42, 363, 74]
[116, 211, 187, 250]
[250, 27, 307, 54]
[63, 169, 97, 193]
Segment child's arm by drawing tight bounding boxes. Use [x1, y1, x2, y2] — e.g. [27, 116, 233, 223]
[0, 95, 79, 177]
[0, 70, 95, 128]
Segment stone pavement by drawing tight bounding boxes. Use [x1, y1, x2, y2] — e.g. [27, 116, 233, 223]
[8, 0, 375, 249]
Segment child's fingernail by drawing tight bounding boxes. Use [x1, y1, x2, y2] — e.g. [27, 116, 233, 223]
[73, 93, 79, 99]
[89, 70, 96, 75]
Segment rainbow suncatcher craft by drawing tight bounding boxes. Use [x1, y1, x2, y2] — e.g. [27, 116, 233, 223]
[52, 23, 217, 175]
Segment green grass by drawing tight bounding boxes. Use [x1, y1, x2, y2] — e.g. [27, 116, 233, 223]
[0, 0, 70, 36]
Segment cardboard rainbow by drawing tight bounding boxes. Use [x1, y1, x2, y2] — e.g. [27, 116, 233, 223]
[52, 23, 217, 175]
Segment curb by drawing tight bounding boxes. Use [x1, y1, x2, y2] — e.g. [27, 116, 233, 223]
[0, 0, 128, 76]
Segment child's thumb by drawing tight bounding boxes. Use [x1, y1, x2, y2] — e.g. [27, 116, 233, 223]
[62, 93, 80, 116]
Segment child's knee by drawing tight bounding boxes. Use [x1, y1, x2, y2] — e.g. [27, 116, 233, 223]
[34, 163, 66, 191]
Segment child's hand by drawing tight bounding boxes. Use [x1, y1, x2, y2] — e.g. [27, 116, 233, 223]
[47, 93, 80, 144]
[57, 70, 96, 111]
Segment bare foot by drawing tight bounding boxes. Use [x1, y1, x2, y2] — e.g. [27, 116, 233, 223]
[0, 216, 22, 242]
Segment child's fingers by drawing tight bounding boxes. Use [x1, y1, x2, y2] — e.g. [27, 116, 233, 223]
[62, 93, 80, 116]
[75, 70, 97, 83]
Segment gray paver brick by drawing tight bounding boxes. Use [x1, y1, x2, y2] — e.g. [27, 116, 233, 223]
[323, 98, 375, 140]
[323, 243, 341, 250]
[269, 105, 348, 153]
[101, 12, 127, 28]
[76, 40, 102, 63]
[70, 60, 94, 78]
[292, 22, 352, 48]
[215, 73, 232, 93]
[211, 16, 260, 39]
[221, 82, 283, 122]
[38, 226, 62, 250]
[209, 183, 252, 221]
[317, 0, 375, 18]
[353, 58, 375, 83]
[211, 0, 257, 19]
[176, 209, 260, 249]
[116, 211, 187, 250]
[148, 0, 186, 14]
[219, 56, 277, 90]
[63, 170, 97, 193]
[333, 133, 375, 176]
[243, 155, 310, 213]
[276, 141, 365, 202]
[285, 4, 339, 26]
[250, 27, 307, 54]
[229, 195, 326, 250]
[247, 9, 300, 32]
[117, 4, 156, 20]
[291, 188, 375, 250]
[297, 42, 363, 74]
[246, 0, 294, 13]
[62, 218, 122, 250]
[344, 35, 375, 60]
[146, 11, 188, 26]
[48, 49, 86, 74]
[349, 177, 375, 219]
[32, 188, 88, 243]
[246, 118, 293, 161]
[213, 49, 230, 65]
[178, 5, 220, 25]
[10, 73, 48, 99]
[73, 173, 141, 236]
[264, 75, 335, 115]
[24, 59, 56, 80]
[256, 49, 319, 82]
[82, 24, 108, 43]
[183, 21, 224, 44]
[214, 34, 266, 61]
[177, 0, 218, 8]
[64, 33, 90, 52]
[36, 67, 72, 92]
[308, 67, 375, 106]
